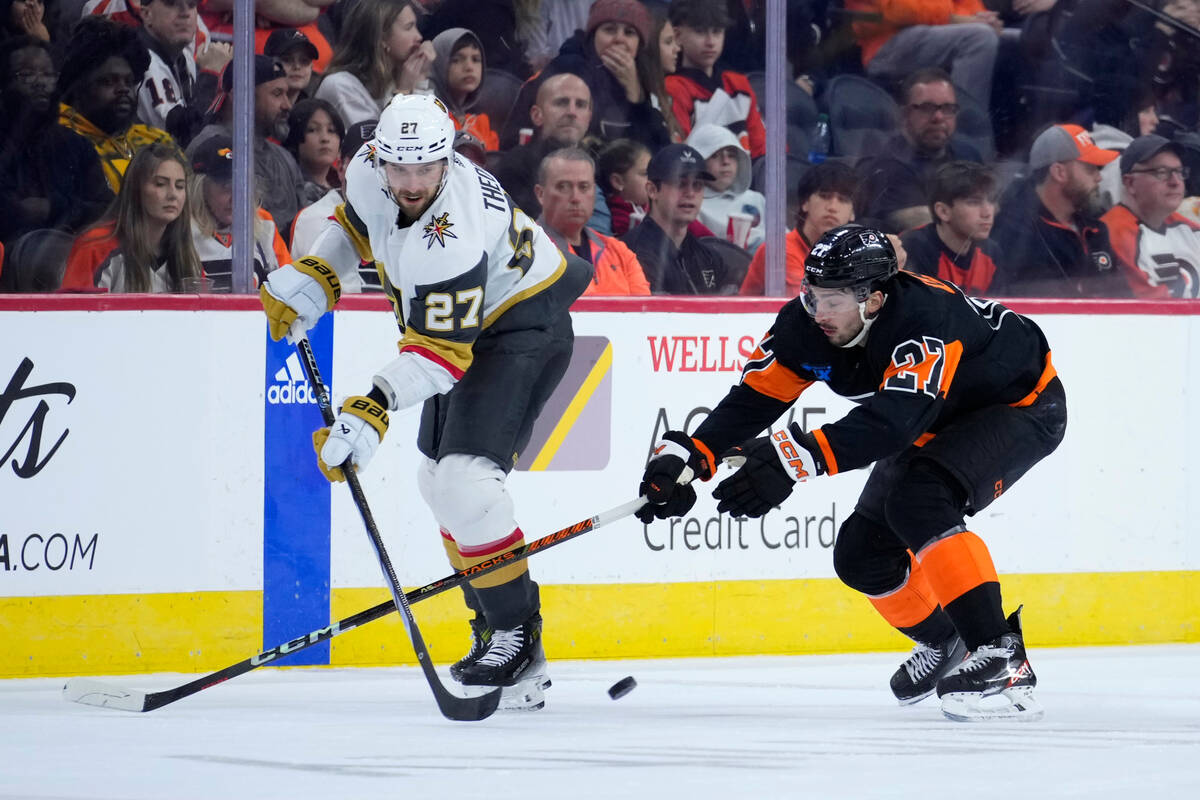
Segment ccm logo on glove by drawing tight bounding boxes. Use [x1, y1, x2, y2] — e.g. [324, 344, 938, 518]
[772, 429, 811, 481]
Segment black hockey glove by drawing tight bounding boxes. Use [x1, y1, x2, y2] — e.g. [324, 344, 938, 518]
[713, 423, 825, 518]
[636, 431, 714, 523]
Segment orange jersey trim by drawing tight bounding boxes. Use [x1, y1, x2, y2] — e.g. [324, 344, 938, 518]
[811, 428, 839, 476]
[1011, 352, 1058, 408]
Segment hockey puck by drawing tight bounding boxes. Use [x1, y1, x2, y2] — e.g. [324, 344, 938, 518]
[607, 676, 637, 700]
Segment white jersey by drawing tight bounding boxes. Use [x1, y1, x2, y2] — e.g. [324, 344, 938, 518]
[305, 146, 568, 410]
[139, 47, 197, 131]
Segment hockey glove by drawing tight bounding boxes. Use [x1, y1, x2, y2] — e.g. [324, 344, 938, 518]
[260, 256, 342, 342]
[313, 395, 390, 482]
[636, 431, 714, 523]
[713, 423, 824, 518]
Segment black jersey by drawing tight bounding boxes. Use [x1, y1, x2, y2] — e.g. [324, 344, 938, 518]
[692, 271, 1055, 475]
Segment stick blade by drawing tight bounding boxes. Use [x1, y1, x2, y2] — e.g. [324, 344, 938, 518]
[63, 678, 148, 712]
[436, 683, 502, 722]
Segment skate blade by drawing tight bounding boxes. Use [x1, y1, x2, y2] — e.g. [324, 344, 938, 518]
[941, 686, 1044, 722]
[896, 687, 936, 707]
[499, 679, 546, 712]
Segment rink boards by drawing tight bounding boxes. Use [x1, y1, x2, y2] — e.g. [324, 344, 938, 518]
[1, 295, 1197, 678]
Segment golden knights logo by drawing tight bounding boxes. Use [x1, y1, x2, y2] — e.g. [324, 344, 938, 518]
[422, 212, 457, 248]
[359, 143, 377, 165]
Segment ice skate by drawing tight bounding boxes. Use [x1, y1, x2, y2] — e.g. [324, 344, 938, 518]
[448, 615, 491, 683]
[890, 633, 967, 705]
[937, 607, 1043, 722]
[457, 613, 550, 711]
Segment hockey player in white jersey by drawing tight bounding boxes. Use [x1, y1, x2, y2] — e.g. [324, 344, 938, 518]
[259, 94, 592, 710]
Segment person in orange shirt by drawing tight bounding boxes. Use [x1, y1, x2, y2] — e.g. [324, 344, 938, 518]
[535, 147, 650, 296]
[740, 161, 861, 296]
[847, 0, 1000, 108]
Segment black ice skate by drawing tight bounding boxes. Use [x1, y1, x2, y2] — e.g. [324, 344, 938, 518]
[890, 633, 967, 705]
[936, 606, 1043, 722]
[456, 613, 550, 711]
[448, 615, 491, 683]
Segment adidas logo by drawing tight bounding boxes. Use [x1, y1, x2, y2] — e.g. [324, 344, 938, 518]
[267, 353, 323, 405]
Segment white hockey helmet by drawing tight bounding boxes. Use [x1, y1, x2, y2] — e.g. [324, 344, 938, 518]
[374, 94, 456, 165]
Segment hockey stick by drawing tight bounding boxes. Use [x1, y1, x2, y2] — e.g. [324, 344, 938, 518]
[62, 494, 645, 713]
[292, 335, 501, 721]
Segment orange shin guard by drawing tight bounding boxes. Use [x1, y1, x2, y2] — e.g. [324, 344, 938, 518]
[868, 554, 941, 629]
[915, 529, 999, 607]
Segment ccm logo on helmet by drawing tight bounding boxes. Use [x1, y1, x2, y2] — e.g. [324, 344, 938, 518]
[771, 430, 810, 480]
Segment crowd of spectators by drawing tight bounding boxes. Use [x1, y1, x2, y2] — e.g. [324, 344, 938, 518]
[1, 0, 1198, 299]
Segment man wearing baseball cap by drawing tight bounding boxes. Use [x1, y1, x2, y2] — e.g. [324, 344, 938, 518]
[1101, 134, 1200, 298]
[188, 55, 304, 237]
[992, 124, 1129, 297]
[621, 143, 740, 293]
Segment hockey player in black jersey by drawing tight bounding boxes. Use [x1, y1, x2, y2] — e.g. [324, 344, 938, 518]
[637, 224, 1066, 721]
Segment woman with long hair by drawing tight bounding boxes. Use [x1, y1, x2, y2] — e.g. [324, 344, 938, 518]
[315, 0, 434, 128]
[645, 4, 684, 143]
[61, 142, 200, 292]
[283, 98, 346, 206]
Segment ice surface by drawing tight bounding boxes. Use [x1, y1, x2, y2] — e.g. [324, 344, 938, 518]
[3, 646, 1198, 800]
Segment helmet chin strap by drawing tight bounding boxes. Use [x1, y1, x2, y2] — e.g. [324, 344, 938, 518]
[839, 294, 886, 349]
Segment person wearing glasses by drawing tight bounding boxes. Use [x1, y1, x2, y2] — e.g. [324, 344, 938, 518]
[0, 35, 110, 261]
[1102, 135, 1200, 298]
[991, 123, 1129, 298]
[859, 68, 983, 234]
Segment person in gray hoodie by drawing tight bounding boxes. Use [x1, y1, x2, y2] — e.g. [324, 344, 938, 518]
[686, 122, 764, 252]
[429, 27, 498, 151]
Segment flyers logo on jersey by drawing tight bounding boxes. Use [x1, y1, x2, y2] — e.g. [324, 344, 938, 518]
[422, 211, 457, 248]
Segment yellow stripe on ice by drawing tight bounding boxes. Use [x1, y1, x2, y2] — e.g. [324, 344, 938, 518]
[526, 340, 613, 471]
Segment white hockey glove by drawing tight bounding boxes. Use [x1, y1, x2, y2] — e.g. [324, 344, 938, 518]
[312, 395, 389, 482]
[260, 256, 342, 342]
[712, 423, 825, 518]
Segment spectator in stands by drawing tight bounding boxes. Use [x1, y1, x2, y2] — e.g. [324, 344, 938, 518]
[519, 0, 591, 73]
[452, 128, 488, 168]
[420, 0, 535, 79]
[901, 160, 1000, 294]
[58, 17, 176, 194]
[265, 27, 319, 106]
[1093, 82, 1162, 211]
[646, 2, 684, 142]
[859, 68, 983, 233]
[493, 72, 595, 219]
[1, 0, 54, 48]
[740, 161, 860, 296]
[0, 36, 111, 250]
[61, 141, 200, 292]
[536, 146, 650, 295]
[290, 119, 382, 292]
[992, 123, 1129, 297]
[137, 0, 227, 147]
[186, 134, 290, 292]
[430, 28, 498, 151]
[315, 0, 434, 129]
[190, 55, 304, 236]
[283, 98, 345, 207]
[1102, 134, 1200, 298]
[846, 0, 999, 109]
[200, 0, 334, 75]
[623, 142, 737, 293]
[687, 122, 764, 251]
[597, 137, 651, 236]
[665, 0, 765, 158]
[499, 0, 672, 152]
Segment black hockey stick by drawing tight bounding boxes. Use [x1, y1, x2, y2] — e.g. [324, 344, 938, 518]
[293, 336, 500, 721]
[61, 494, 645, 713]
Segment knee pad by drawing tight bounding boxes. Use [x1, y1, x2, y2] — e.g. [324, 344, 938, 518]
[832, 512, 911, 596]
[426, 454, 517, 549]
[883, 458, 967, 552]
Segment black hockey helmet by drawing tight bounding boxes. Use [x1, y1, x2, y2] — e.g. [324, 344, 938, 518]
[804, 224, 898, 296]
